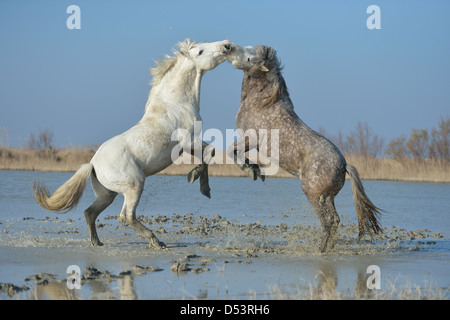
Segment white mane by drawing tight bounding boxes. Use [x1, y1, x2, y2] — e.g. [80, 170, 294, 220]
[145, 39, 198, 112]
[150, 38, 198, 87]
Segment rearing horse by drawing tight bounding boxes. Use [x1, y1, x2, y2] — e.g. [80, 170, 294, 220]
[226, 44, 382, 252]
[33, 39, 232, 249]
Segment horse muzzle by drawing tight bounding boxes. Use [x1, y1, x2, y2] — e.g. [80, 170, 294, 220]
[220, 41, 233, 55]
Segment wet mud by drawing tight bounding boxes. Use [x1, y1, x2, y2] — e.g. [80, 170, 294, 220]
[1, 212, 447, 299]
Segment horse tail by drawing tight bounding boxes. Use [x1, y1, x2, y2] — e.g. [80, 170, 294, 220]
[346, 164, 383, 240]
[33, 163, 93, 213]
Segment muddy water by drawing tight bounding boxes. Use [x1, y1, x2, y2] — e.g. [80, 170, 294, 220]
[0, 170, 449, 299]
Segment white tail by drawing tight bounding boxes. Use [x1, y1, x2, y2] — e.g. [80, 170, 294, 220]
[33, 163, 93, 213]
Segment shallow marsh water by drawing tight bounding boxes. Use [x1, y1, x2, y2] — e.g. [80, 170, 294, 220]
[0, 170, 449, 299]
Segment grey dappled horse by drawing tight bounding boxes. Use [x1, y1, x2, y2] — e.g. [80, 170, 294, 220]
[226, 44, 382, 252]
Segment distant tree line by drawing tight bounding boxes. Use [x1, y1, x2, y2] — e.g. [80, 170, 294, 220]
[319, 115, 449, 161]
[2, 116, 449, 163]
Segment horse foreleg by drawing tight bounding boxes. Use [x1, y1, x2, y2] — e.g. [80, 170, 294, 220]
[241, 163, 265, 181]
[226, 138, 265, 181]
[199, 164, 211, 198]
[187, 163, 211, 198]
[187, 140, 214, 198]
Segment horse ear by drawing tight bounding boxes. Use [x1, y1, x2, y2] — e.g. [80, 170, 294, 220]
[260, 64, 269, 72]
[257, 61, 269, 72]
[177, 38, 193, 57]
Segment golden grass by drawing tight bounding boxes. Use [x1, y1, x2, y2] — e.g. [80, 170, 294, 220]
[0, 147, 96, 172]
[345, 154, 450, 183]
[1, 148, 449, 183]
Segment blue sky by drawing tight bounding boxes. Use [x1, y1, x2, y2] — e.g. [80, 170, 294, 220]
[0, 0, 449, 150]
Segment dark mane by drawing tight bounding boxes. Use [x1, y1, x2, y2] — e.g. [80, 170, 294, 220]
[254, 46, 290, 108]
[255, 45, 280, 69]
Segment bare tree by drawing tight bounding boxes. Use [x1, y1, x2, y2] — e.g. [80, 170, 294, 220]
[430, 115, 449, 161]
[346, 121, 384, 158]
[385, 135, 407, 159]
[319, 122, 384, 157]
[27, 128, 54, 150]
[406, 128, 429, 160]
[39, 128, 54, 149]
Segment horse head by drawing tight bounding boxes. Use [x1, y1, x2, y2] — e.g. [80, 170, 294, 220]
[225, 42, 280, 74]
[178, 39, 233, 73]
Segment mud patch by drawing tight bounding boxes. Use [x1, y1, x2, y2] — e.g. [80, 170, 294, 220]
[0, 211, 447, 299]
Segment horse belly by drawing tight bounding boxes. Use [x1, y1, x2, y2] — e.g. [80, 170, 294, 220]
[141, 146, 174, 176]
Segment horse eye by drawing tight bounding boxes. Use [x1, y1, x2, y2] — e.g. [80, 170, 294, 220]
[199, 50, 204, 56]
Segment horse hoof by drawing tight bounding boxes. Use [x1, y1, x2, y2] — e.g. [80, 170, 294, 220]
[242, 164, 265, 182]
[247, 170, 257, 180]
[187, 168, 201, 184]
[200, 186, 211, 198]
[90, 240, 104, 247]
[148, 239, 166, 250]
[201, 189, 211, 199]
[319, 239, 335, 253]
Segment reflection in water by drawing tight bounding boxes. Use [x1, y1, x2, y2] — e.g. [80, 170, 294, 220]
[4, 252, 449, 300]
[30, 281, 78, 300]
[27, 271, 138, 300]
[294, 259, 379, 299]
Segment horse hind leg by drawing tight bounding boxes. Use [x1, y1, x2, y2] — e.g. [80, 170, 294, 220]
[304, 190, 340, 253]
[122, 187, 166, 249]
[84, 176, 117, 246]
[84, 196, 115, 246]
[322, 196, 340, 252]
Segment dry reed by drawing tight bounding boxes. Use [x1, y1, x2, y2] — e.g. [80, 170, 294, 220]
[1, 148, 449, 183]
[0, 147, 95, 172]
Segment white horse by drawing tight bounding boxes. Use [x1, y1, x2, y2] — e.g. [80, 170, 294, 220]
[34, 39, 233, 249]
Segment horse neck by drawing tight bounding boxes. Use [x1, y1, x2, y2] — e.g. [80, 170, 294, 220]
[240, 71, 282, 110]
[238, 70, 301, 128]
[144, 58, 202, 117]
